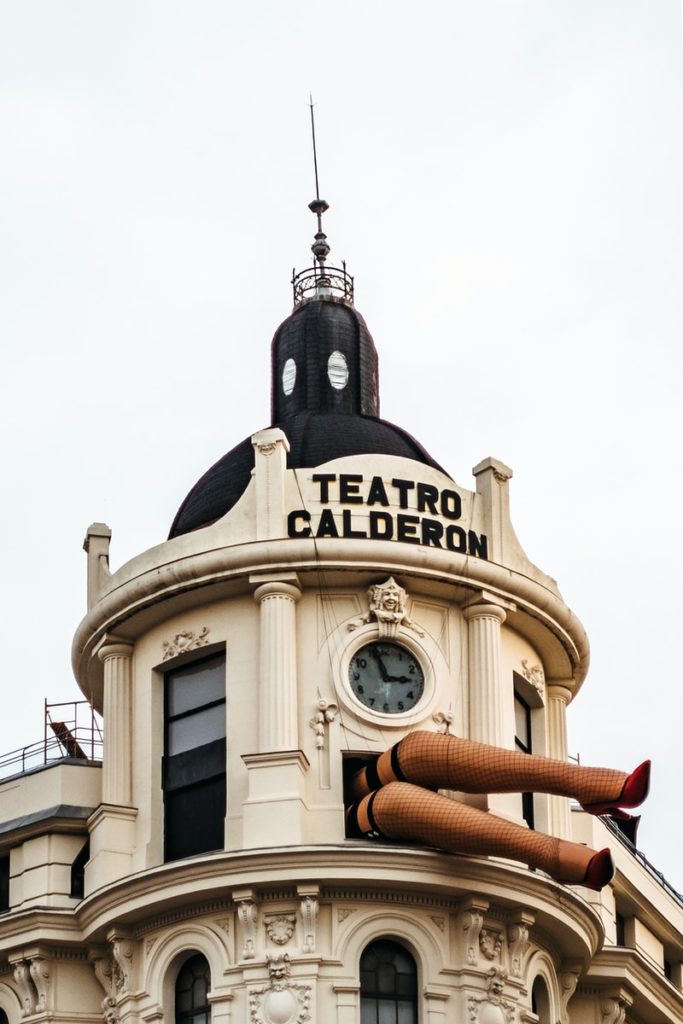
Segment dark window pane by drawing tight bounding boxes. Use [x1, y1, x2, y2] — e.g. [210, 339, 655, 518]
[168, 704, 226, 755]
[167, 654, 226, 717]
[360, 940, 417, 1024]
[176, 955, 211, 1024]
[514, 694, 531, 750]
[165, 775, 226, 861]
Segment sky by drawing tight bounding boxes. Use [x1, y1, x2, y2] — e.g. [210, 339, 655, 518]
[1, 2, 682, 889]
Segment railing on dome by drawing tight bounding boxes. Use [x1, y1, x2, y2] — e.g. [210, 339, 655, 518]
[0, 700, 103, 781]
[292, 261, 354, 307]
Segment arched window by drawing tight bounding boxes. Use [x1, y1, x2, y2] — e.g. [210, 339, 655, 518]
[531, 976, 551, 1022]
[0, 1010, 8, 1024]
[360, 939, 418, 1024]
[175, 954, 211, 1024]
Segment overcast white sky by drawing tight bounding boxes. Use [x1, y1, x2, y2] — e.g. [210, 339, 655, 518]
[1, 2, 682, 889]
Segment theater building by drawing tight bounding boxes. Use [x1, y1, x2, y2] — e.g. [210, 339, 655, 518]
[0, 209, 681, 1024]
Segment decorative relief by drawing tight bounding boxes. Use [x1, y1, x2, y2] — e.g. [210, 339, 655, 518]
[90, 950, 119, 1023]
[235, 892, 259, 960]
[265, 914, 296, 947]
[255, 441, 278, 457]
[111, 934, 134, 994]
[461, 905, 485, 966]
[432, 710, 454, 735]
[249, 954, 312, 1024]
[601, 997, 628, 1024]
[216, 918, 231, 935]
[309, 699, 338, 749]
[162, 626, 210, 661]
[299, 889, 319, 954]
[507, 914, 533, 978]
[558, 964, 581, 1024]
[337, 909, 354, 923]
[145, 938, 157, 955]
[479, 928, 502, 961]
[348, 577, 424, 639]
[467, 967, 514, 1024]
[29, 957, 50, 1013]
[520, 659, 545, 697]
[13, 961, 36, 1018]
[430, 915, 445, 932]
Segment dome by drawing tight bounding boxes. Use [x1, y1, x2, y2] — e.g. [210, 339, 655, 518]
[169, 296, 446, 538]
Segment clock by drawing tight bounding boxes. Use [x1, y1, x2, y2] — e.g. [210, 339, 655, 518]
[348, 641, 425, 714]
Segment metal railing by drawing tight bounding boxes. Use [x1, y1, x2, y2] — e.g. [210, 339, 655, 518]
[0, 700, 102, 781]
[292, 261, 354, 306]
[601, 814, 683, 907]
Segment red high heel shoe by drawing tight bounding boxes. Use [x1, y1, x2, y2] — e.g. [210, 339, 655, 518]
[583, 848, 615, 891]
[582, 760, 651, 817]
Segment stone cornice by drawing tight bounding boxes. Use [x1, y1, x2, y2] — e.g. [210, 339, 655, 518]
[72, 536, 589, 707]
[74, 845, 601, 956]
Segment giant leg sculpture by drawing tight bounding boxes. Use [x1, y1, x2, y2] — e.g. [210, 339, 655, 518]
[347, 782, 614, 890]
[349, 731, 650, 816]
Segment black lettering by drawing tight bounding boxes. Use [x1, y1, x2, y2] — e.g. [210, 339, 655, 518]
[287, 510, 312, 537]
[468, 530, 489, 560]
[397, 514, 420, 544]
[383, 702, 390, 713]
[445, 524, 467, 552]
[417, 482, 438, 514]
[339, 473, 364, 504]
[316, 508, 339, 538]
[342, 509, 368, 538]
[397, 701, 404, 711]
[420, 517, 444, 548]
[392, 478, 415, 509]
[369, 511, 394, 539]
[312, 473, 336, 503]
[368, 698, 375, 706]
[366, 475, 390, 507]
[440, 489, 462, 520]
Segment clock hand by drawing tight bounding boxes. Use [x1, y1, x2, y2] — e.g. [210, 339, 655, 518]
[385, 675, 411, 684]
[370, 648, 390, 681]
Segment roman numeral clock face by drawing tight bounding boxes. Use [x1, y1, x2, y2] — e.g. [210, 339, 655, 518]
[349, 641, 425, 714]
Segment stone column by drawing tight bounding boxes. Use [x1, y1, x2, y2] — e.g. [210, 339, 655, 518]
[464, 602, 507, 748]
[87, 637, 137, 893]
[98, 639, 134, 806]
[547, 683, 572, 839]
[252, 576, 301, 752]
[333, 984, 359, 1024]
[242, 574, 309, 847]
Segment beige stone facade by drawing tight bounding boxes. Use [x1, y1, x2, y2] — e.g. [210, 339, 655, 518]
[0, 306, 680, 1024]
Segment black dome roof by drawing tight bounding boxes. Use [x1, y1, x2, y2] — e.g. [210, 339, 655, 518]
[169, 297, 446, 538]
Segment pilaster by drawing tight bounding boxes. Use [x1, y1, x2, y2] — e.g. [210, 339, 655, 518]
[547, 682, 573, 839]
[250, 574, 302, 752]
[251, 428, 290, 540]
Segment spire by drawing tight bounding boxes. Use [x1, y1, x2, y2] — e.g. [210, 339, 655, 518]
[291, 98, 354, 307]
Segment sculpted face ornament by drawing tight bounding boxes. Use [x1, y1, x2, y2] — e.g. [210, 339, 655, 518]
[348, 576, 423, 639]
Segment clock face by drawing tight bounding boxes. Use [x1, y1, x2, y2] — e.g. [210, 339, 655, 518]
[348, 641, 425, 714]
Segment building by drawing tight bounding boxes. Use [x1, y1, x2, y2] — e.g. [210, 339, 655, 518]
[0, 199, 681, 1024]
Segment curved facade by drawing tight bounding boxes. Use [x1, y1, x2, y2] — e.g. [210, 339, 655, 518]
[0, 292, 680, 1024]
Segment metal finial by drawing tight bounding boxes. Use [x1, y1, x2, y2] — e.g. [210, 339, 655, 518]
[308, 95, 330, 266]
[291, 98, 354, 307]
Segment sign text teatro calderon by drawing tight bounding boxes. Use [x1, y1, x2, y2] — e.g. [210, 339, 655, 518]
[287, 473, 488, 559]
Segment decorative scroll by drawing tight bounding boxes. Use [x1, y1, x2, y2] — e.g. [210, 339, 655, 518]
[13, 961, 36, 1019]
[236, 892, 259, 960]
[162, 627, 210, 660]
[299, 888, 319, 953]
[507, 913, 533, 978]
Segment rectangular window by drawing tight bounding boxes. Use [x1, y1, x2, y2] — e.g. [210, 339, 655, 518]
[164, 652, 226, 862]
[514, 691, 534, 830]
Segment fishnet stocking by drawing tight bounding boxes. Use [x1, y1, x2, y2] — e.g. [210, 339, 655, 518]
[350, 730, 627, 804]
[358, 782, 597, 884]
